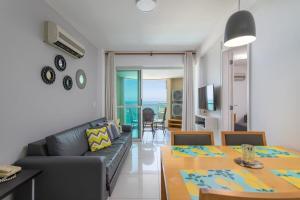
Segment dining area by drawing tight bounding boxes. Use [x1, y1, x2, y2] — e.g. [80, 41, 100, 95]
[160, 131, 300, 200]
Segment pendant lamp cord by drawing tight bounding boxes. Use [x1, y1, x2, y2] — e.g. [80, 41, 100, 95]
[238, 0, 240, 10]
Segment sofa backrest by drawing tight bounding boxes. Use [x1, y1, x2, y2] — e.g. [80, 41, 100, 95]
[46, 123, 91, 156]
[27, 139, 49, 156]
[26, 118, 108, 156]
[89, 117, 107, 128]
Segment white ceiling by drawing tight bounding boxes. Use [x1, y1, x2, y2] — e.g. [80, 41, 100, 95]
[46, 0, 238, 51]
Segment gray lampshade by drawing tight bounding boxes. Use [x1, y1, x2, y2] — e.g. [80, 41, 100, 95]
[224, 10, 256, 47]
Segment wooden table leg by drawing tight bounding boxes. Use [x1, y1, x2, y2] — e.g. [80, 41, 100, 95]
[160, 161, 167, 200]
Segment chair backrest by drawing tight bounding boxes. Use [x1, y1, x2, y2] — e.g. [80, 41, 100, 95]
[221, 131, 267, 146]
[162, 107, 167, 121]
[143, 107, 155, 122]
[171, 131, 214, 145]
[200, 189, 300, 200]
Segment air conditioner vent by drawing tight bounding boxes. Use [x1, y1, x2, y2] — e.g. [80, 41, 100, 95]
[54, 41, 83, 58]
[172, 103, 182, 117]
[172, 90, 183, 102]
[44, 21, 85, 59]
[58, 32, 85, 54]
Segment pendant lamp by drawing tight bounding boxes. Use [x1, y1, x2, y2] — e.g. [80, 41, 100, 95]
[136, 0, 157, 12]
[224, 0, 256, 47]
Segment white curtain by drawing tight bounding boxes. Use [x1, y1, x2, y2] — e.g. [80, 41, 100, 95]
[182, 52, 195, 130]
[105, 52, 117, 120]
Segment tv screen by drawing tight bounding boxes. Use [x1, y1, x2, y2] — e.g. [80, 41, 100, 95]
[198, 87, 207, 110]
[198, 85, 216, 111]
[206, 85, 216, 111]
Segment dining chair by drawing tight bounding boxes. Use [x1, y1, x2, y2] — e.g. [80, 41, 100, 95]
[171, 130, 214, 145]
[221, 131, 267, 146]
[199, 189, 300, 200]
[154, 107, 167, 134]
[142, 107, 155, 136]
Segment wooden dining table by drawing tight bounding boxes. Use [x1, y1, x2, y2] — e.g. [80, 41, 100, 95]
[160, 146, 300, 200]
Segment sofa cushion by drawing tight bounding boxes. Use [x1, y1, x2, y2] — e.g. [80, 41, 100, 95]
[86, 127, 112, 152]
[84, 143, 125, 182]
[105, 125, 115, 141]
[92, 124, 114, 141]
[113, 132, 131, 145]
[46, 123, 91, 156]
[106, 121, 121, 139]
[27, 139, 48, 156]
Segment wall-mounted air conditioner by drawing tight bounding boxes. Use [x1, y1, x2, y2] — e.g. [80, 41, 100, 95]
[44, 21, 85, 59]
[172, 90, 183, 102]
[172, 103, 182, 117]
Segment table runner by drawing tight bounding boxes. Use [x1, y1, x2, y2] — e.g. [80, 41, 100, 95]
[180, 169, 274, 200]
[172, 146, 224, 157]
[231, 146, 300, 158]
[272, 170, 300, 189]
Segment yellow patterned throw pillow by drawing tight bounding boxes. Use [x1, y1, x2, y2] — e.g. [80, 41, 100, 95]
[86, 127, 112, 152]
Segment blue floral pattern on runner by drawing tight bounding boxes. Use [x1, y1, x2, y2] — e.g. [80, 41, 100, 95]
[180, 169, 274, 200]
[232, 146, 300, 158]
[172, 146, 225, 157]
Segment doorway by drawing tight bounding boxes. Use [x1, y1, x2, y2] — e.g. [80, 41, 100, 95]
[116, 68, 183, 140]
[221, 45, 250, 131]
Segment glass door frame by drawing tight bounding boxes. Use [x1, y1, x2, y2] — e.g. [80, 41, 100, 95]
[116, 67, 143, 141]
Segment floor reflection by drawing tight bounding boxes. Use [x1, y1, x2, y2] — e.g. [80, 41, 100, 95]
[110, 129, 169, 200]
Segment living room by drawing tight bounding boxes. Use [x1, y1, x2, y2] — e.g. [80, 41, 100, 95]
[0, 0, 299, 200]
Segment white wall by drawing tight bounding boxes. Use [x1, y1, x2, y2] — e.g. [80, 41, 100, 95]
[97, 49, 106, 117]
[200, 0, 300, 150]
[199, 39, 222, 104]
[249, 0, 300, 150]
[199, 40, 222, 144]
[0, 0, 104, 165]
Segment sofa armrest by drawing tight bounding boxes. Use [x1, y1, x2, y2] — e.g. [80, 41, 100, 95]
[122, 124, 132, 133]
[15, 156, 107, 200]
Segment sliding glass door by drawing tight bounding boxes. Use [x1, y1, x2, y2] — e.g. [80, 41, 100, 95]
[116, 70, 142, 139]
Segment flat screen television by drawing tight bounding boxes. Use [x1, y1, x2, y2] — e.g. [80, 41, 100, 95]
[198, 85, 216, 111]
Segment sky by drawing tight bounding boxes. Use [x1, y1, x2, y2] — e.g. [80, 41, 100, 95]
[143, 80, 167, 102]
[123, 79, 167, 103]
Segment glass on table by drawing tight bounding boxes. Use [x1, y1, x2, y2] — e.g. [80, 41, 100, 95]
[241, 144, 255, 163]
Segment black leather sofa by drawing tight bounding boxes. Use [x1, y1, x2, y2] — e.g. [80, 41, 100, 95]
[15, 118, 132, 200]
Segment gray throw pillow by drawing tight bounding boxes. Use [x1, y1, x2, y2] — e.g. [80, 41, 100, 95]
[105, 125, 115, 141]
[106, 121, 121, 139]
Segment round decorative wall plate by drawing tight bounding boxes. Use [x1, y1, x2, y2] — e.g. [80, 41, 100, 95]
[54, 55, 66, 71]
[76, 69, 87, 89]
[63, 75, 73, 90]
[41, 66, 56, 84]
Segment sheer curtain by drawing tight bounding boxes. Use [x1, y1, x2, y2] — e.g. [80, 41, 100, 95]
[182, 52, 195, 130]
[105, 52, 117, 120]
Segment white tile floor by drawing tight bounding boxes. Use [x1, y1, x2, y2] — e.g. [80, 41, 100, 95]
[109, 130, 170, 200]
